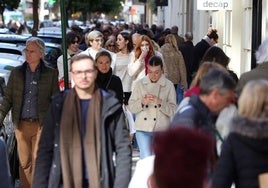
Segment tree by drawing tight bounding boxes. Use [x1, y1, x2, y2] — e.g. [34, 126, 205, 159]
[32, 0, 39, 36]
[54, 0, 122, 23]
[0, 0, 20, 25]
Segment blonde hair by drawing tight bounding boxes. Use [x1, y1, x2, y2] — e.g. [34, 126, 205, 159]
[190, 61, 226, 88]
[164, 34, 178, 51]
[87, 30, 103, 42]
[238, 79, 268, 118]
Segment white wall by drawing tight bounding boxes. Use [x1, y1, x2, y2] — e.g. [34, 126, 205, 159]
[157, 0, 255, 76]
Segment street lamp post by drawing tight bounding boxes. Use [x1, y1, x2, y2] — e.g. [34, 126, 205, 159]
[59, 0, 68, 89]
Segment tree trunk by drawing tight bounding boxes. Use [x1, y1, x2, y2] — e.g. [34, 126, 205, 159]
[0, 10, 4, 26]
[32, 0, 39, 36]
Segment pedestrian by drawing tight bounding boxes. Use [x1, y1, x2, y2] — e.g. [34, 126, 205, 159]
[33, 54, 131, 188]
[0, 37, 59, 188]
[95, 51, 123, 104]
[57, 32, 82, 90]
[128, 126, 212, 188]
[171, 68, 236, 177]
[128, 56, 177, 159]
[148, 127, 212, 188]
[192, 28, 218, 74]
[179, 32, 195, 86]
[212, 79, 268, 188]
[201, 46, 238, 83]
[80, 30, 117, 70]
[114, 31, 134, 105]
[128, 35, 165, 90]
[236, 38, 268, 95]
[160, 34, 187, 104]
[104, 38, 118, 53]
[170, 25, 185, 48]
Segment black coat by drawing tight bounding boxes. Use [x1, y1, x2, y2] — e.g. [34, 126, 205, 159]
[33, 89, 131, 188]
[0, 139, 12, 188]
[96, 68, 124, 104]
[171, 94, 217, 135]
[192, 39, 211, 73]
[212, 116, 268, 188]
[179, 41, 195, 86]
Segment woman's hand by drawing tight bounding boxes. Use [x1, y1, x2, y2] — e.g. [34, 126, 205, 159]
[139, 46, 149, 61]
[143, 94, 162, 105]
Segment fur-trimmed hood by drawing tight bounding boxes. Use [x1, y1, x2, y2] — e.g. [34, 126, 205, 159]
[231, 116, 268, 139]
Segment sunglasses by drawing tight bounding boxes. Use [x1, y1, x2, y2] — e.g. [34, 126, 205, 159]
[71, 40, 79, 44]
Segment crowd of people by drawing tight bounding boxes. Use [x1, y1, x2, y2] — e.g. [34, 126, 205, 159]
[0, 21, 267, 188]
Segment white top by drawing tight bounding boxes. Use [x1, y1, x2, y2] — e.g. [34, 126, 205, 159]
[114, 53, 134, 92]
[128, 155, 155, 188]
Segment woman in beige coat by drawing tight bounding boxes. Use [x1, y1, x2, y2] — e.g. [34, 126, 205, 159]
[160, 34, 187, 103]
[128, 56, 177, 159]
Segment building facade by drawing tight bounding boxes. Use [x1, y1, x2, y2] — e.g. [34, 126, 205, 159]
[155, 0, 266, 77]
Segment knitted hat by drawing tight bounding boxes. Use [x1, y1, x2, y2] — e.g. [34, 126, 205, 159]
[152, 127, 212, 188]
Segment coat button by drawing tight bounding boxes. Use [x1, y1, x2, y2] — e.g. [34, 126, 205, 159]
[155, 105, 157, 108]
[153, 118, 156, 121]
[144, 117, 147, 120]
[145, 105, 148, 108]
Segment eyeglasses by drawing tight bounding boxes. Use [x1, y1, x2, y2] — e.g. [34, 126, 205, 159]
[71, 69, 96, 77]
[94, 39, 104, 43]
[71, 40, 79, 44]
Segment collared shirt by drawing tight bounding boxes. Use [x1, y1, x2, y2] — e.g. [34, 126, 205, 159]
[20, 64, 40, 119]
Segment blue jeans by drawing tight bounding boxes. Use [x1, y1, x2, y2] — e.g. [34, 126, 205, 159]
[135, 131, 154, 159]
[176, 83, 184, 105]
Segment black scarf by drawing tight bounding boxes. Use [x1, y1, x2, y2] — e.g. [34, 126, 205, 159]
[96, 68, 113, 89]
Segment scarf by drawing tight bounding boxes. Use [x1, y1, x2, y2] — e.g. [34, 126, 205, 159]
[96, 68, 113, 89]
[60, 87, 102, 188]
[145, 56, 150, 75]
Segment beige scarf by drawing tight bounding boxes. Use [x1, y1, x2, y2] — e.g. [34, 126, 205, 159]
[60, 88, 102, 188]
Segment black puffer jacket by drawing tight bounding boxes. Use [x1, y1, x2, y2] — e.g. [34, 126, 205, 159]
[212, 116, 268, 188]
[171, 94, 217, 135]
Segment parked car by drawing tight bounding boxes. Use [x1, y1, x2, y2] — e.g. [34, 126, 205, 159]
[38, 27, 70, 44]
[44, 42, 62, 69]
[0, 43, 25, 69]
[0, 34, 29, 45]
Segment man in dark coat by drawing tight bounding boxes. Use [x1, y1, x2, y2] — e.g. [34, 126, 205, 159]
[0, 37, 59, 188]
[192, 29, 218, 74]
[33, 54, 131, 188]
[179, 32, 195, 86]
[236, 38, 268, 95]
[171, 69, 236, 173]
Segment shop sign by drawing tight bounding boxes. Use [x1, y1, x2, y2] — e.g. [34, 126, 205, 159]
[197, 0, 232, 10]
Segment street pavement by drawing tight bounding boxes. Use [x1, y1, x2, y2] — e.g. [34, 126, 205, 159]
[131, 148, 140, 176]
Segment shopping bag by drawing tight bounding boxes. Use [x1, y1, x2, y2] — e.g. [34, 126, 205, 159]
[7, 132, 19, 182]
[123, 105, 136, 134]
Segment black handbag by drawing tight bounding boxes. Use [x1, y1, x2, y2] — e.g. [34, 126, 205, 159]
[6, 132, 19, 182]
